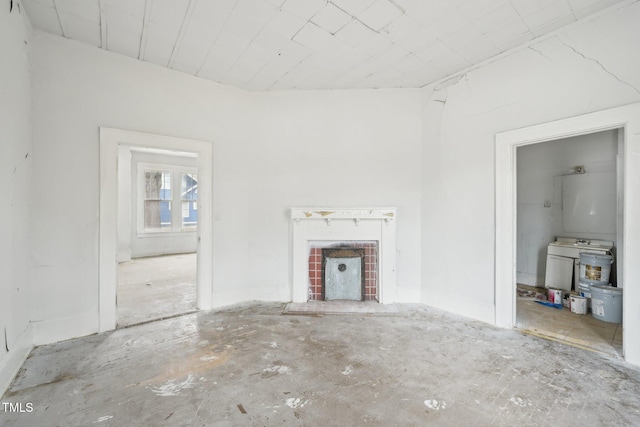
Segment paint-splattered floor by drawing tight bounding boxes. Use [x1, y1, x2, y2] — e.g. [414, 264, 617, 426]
[2, 302, 640, 426]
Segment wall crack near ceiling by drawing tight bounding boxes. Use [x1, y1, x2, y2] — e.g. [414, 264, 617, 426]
[558, 39, 640, 97]
[528, 46, 550, 61]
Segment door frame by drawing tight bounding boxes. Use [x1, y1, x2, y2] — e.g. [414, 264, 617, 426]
[496, 102, 640, 365]
[99, 127, 213, 332]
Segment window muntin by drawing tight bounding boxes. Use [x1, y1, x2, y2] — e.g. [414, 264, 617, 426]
[143, 170, 172, 231]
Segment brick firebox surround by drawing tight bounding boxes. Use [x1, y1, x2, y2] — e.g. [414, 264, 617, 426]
[308, 241, 378, 301]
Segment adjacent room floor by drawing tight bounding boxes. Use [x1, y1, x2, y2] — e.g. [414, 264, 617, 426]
[3, 302, 640, 426]
[117, 253, 197, 327]
[516, 284, 622, 359]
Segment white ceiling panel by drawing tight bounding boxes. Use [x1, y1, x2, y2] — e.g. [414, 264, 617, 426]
[224, 11, 264, 42]
[456, 37, 501, 63]
[22, 1, 63, 35]
[458, 0, 509, 22]
[252, 28, 291, 53]
[265, 8, 307, 39]
[357, 30, 393, 56]
[441, 25, 485, 50]
[292, 23, 333, 50]
[358, 0, 404, 31]
[395, 28, 438, 54]
[22, 0, 630, 90]
[485, 20, 533, 50]
[281, 0, 326, 20]
[311, 3, 352, 34]
[171, 36, 211, 74]
[381, 15, 425, 44]
[143, 22, 180, 66]
[55, 0, 100, 23]
[571, 0, 625, 18]
[510, 0, 559, 17]
[106, 24, 143, 59]
[105, 0, 146, 15]
[234, 0, 279, 26]
[103, 6, 144, 58]
[149, 0, 191, 30]
[331, 0, 376, 16]
[473, 3, 522, 34]
[60, 12, 101, 47]
[521, 1, 574, 30]
[334, 19, 376, 45]
[424, 8, 474, 38]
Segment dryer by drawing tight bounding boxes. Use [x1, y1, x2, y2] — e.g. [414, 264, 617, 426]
[545, 237, 613, 291]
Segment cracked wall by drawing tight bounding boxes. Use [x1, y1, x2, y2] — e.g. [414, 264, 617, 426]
[420, 1, 640, 322]
[0, 1, 33, 392]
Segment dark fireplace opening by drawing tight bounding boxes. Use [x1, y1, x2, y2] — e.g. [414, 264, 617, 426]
[321, 248, 365, 301]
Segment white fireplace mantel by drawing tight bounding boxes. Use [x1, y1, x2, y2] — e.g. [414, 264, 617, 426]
[290, 207, 397, 304]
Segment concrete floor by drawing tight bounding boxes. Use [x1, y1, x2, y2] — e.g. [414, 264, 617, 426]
[117, 253, 197, 327]
[3, 302, 640, 426]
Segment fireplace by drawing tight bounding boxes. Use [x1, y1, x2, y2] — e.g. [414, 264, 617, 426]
[308, 242, 378, 301]
[291, 208, 397, 304]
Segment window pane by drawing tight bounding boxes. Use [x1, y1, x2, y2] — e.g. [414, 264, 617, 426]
[181, 173, 198, 230]
[144, 170, 171, 230]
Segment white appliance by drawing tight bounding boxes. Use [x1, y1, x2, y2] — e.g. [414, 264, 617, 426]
[545, 237, 613, 291]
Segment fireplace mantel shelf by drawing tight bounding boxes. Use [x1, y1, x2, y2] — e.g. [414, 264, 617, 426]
[291, 207, 396, 221]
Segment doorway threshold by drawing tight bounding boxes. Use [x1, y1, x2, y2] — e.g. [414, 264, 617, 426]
[116, 309, 198, 330]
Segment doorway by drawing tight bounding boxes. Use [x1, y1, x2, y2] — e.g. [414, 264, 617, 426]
[116, 146, 200, 327]
[514, 130, 622, 357]
[99, 128, 213, 332]
[495, 102, 640, 366]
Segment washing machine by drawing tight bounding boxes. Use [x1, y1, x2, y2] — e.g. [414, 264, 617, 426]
[544, 237, 613, 291]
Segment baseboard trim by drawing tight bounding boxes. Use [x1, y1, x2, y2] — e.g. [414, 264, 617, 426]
[32, 312, 99, 346]
[0, 325, 33, 397]
[422, 289, 495, 325]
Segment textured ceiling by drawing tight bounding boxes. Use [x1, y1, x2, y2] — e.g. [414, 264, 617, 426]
[22, 0, 626, 91]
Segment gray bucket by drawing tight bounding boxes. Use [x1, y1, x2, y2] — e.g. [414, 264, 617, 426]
[579, 252, 613, 286]
[578, 280, 592, 310]
[590, 284, 622, 323]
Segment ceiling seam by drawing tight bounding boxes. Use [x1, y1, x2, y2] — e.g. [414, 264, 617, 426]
[195, 0, 241, 77]
[51, 0, 68, 38]
[168, 0, 199, 68]
[99, 0, 107, 50]
[139, 0, 153, 61]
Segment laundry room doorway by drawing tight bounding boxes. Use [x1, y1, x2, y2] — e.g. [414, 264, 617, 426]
[495, 102, 640, 366]
[514, 130, 622, 357]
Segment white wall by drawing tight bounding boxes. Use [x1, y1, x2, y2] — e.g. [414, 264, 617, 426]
[241, 90, 423, 304]
[516, 130, 618, 286]
[0, 1, 34, 392]
[129, 151, 197, 258]
[29, 31, 423, 341]
[421, 1, 640, 323]
[30, 32, 253, 342]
